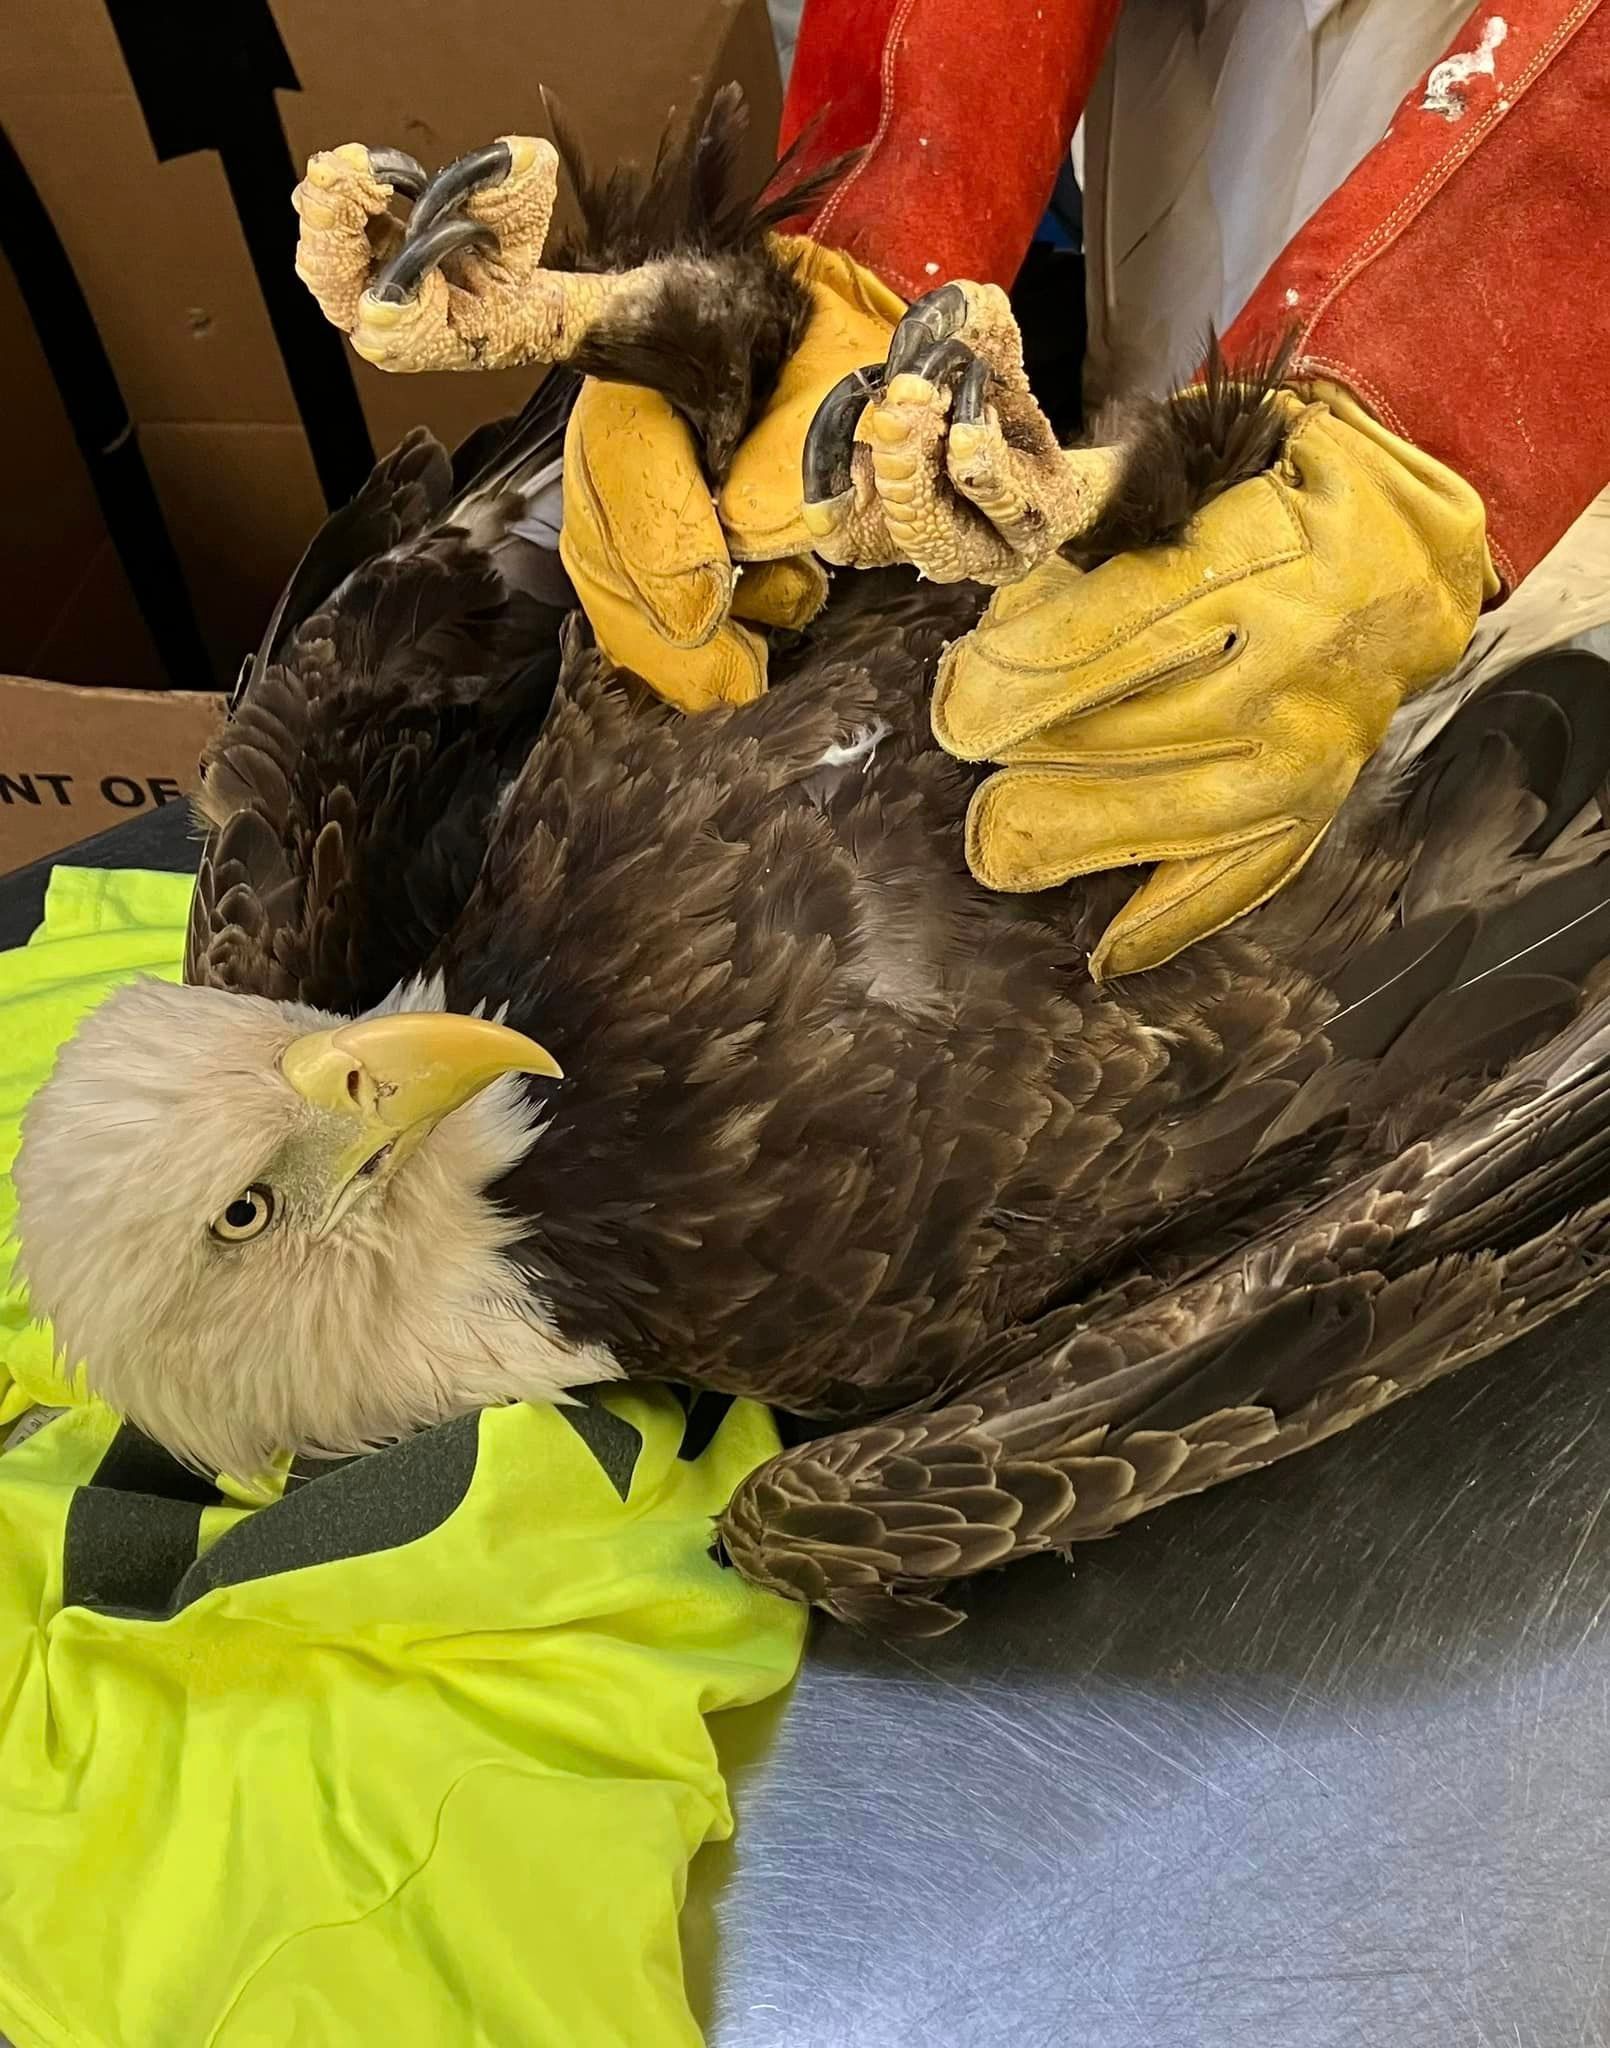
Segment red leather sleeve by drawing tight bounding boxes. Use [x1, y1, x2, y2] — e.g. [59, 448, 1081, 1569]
[1224, 0, 1610, 590]
[778, 0, 1120, 299]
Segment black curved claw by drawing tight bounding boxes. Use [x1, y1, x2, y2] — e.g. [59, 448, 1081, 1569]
[366, 147, 428, 201]
[953, 353, 994, 426]
[407, 142, 515, 239]
[372, 216, 498, 303]
[884, 283, 968, 379]
[803, 363, 886, 502]
[897, 336, 978, 400]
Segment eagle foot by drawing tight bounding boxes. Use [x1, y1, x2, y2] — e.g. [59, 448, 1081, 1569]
[293, 135, 580, 373]
[803, 281, 1115, 585]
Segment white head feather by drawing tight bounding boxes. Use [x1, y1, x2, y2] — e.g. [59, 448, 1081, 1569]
[12, 976, 618, 1479]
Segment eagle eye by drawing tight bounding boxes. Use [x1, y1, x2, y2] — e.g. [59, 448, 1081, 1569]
[211, 1184, 277, 1243]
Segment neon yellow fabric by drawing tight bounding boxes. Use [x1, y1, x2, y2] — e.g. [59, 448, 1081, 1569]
[0, 869, 806, 2048]
[0, 867, 193, 1420]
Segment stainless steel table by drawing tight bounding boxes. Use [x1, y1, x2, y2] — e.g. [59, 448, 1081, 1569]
[690, 1312, 1610, 2047]
[10, 808, 1610, 2048]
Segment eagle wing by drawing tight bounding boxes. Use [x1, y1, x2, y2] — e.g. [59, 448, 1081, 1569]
[721, 986, 1610, 1633]
[185, 371, 579, 1011]
[719, 654, 1610, 1631]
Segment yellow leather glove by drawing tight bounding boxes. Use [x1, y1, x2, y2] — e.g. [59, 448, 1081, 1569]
[933, 384, 1499, 978]
[559, 241, 904, 713]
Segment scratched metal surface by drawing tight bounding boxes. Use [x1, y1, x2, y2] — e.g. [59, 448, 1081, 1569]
[11, 811, 1610, 2047]
[689, 1304, 1610, 2048]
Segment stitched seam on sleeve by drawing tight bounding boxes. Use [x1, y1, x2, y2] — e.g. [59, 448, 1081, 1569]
[809, 0, 920, 251]
[1293, 0, 1598, 347]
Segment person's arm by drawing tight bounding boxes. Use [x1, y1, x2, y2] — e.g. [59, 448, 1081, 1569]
[794, 1, 1609, 975]
[778, 0, 1120, 299]
[1225, 0, 1610, 590]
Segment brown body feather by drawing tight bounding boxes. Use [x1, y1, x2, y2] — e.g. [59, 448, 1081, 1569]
[181, 109, 1610, 1631]
[189, 370, 579, 1007]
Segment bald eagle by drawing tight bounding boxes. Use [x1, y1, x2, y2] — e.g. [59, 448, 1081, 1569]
[16, 96, 1610, 1634]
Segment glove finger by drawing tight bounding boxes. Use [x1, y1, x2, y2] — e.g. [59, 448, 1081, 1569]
[565, 382, 733, 643]
[724, 390, 842, 559]
[963, 758, 1309, 893]
[1089, 823, 1332, 980]
[992, 659, 1266, 765]
[730, 554, 829, 630]
[937, 598, 1248, 758]
[931, 494, 1301, 759]
[563, 534, 767, 712]
[721, 256, 901, 560]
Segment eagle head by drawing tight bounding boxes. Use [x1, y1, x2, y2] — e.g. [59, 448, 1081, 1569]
[11, 976, 613, 1481]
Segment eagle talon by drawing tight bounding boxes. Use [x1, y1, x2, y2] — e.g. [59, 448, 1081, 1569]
[885, 284, 969, 376]
[369, 143, 517, 303]
[364, 147, 428, 201]
[299, 130, 579, 373]
[891, 336, 977, 403]
[405, 142, 516, 239]
[803, 363, 887, 505]
[798, 275, 1116, 585]
[953, 354, 993, 426]
[372, 216, 499, 304]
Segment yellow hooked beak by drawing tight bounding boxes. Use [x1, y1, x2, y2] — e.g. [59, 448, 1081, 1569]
[280, 1014, 561, 1226]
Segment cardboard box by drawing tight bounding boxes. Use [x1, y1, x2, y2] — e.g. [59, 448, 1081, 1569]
[0, 0, 782, 691]
[0, 676, 224, 871]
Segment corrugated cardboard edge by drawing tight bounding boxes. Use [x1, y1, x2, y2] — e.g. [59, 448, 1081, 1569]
[1, 673, 224, 873]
